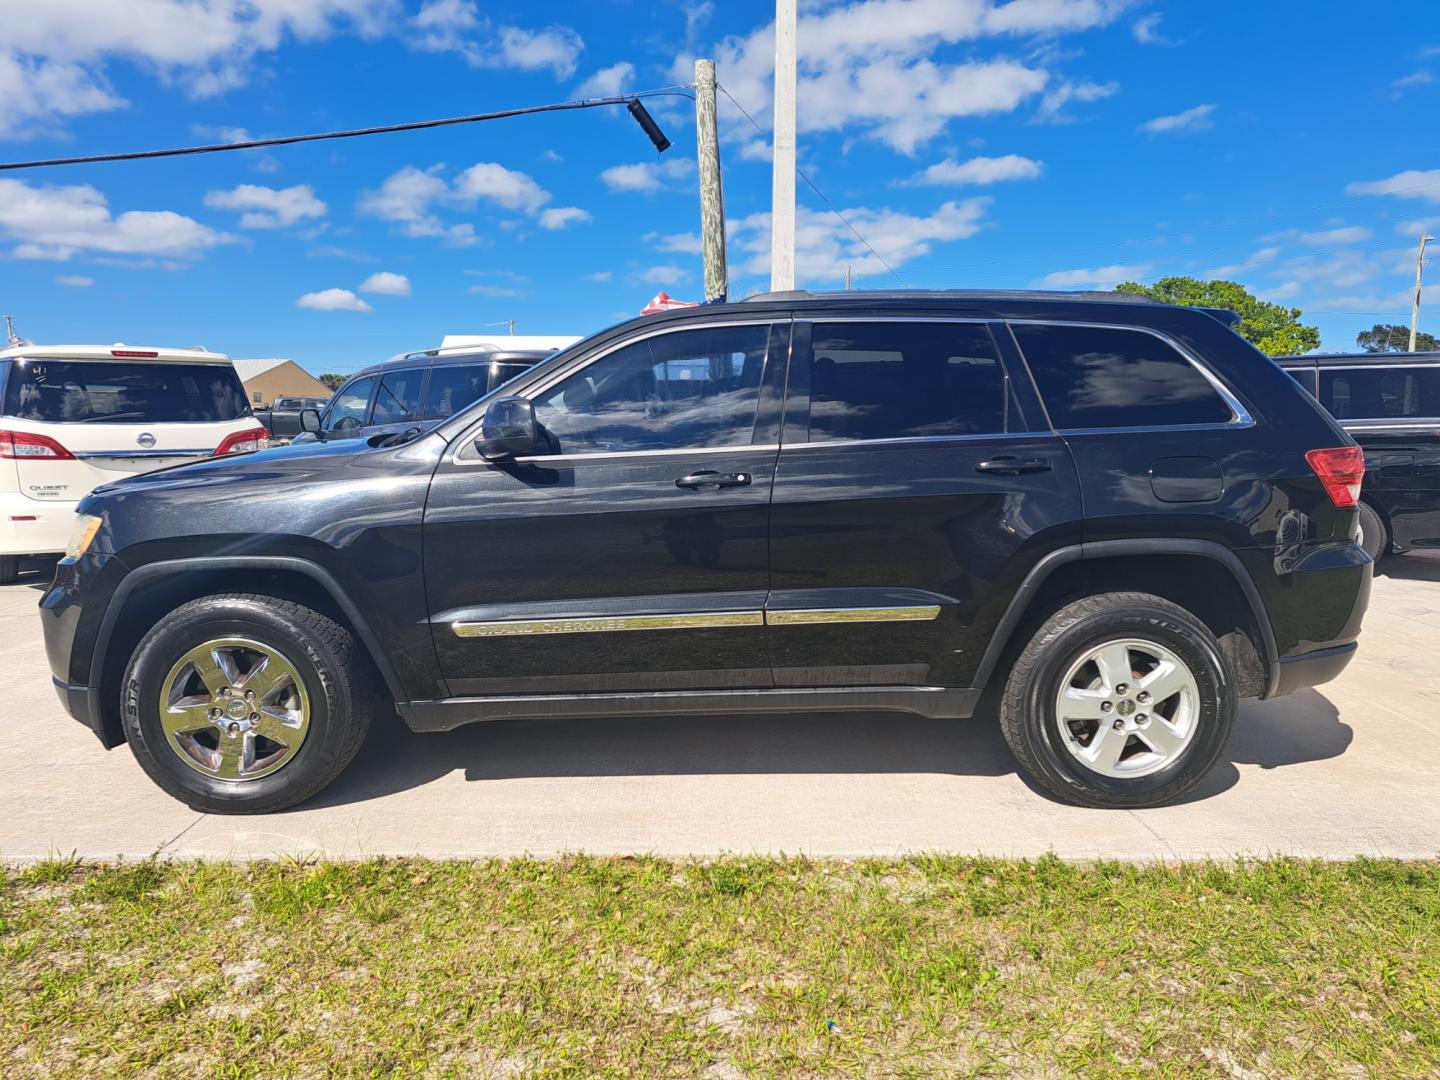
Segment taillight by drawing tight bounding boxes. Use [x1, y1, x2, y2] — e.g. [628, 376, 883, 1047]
[1305, 446, 1365, 508]
[214, 428, 271, 456]
[0, 429, 76, 460]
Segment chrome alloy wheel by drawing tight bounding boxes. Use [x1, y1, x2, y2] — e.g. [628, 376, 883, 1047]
[1054, 638, 1199, 779]
[159, 638, 311, 781]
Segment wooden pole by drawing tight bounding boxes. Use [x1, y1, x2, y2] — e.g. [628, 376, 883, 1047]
[770, 0, 797, 292]
[694, 59, 728, 303]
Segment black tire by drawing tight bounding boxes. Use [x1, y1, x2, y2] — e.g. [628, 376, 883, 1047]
[0, 555, 17, 585]
[121, 594, 373, 814]
[999, 592, 1236, 809]
[1357, 501, 1388, 562]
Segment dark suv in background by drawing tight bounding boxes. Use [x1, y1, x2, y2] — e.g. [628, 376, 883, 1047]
[1280, 351, 1440, 560]
[299, 347, 551, 444]
[42, 291, 1370, 814]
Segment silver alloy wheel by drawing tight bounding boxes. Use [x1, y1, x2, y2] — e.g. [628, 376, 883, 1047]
[1054, 637, 1199, 779]
[159, 637, 311, 781]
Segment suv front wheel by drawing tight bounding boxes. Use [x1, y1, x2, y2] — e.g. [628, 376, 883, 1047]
[121, 594, 374, 814]
[1000, 592, 1236, 808]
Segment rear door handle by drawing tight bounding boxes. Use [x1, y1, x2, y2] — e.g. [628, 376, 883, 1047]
[975, 457, 1051, 476]
[676, 470, 752, 490]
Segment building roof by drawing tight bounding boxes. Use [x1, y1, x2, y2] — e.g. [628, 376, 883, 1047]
[231, 358, 294, 382]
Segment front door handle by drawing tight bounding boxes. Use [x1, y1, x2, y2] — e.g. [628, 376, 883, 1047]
[975, 456, 1051, 476]
[676, 470, 752, 490]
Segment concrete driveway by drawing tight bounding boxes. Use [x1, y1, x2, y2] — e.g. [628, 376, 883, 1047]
[2, 553, 1437, 862]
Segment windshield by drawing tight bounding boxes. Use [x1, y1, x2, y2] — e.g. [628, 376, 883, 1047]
[1, 359, 252, 423]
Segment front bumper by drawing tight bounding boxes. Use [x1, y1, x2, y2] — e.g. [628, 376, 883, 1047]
[0, 491, 77, 557]
[40, 551, 126, 747]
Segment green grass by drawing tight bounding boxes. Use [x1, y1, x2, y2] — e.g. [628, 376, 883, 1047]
[2, 856, 1437, 1078]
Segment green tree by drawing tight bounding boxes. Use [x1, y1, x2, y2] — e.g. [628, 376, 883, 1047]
[317, 373, 347, 391]
[1355, 323, 1439, 352]
[1114, 276, 1321, 357]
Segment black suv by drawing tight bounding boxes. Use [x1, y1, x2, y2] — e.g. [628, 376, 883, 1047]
[296, 347, 551, 444]
[1279, 351, 1440, 560]
[41, 291, 1370, 813]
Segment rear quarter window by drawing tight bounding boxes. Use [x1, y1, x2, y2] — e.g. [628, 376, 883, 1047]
[1011, 323, 1235, 430]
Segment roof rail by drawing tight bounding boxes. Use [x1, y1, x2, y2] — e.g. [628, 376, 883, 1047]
[738, 287, 1165, 305]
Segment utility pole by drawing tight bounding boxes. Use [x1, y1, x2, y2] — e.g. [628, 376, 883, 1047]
[845, 264, 852, 291]
[3, 315, 21, 348]
[770, 0, 797, 293]
[1411, 232, 1434, 352]
[694, 59, 729, 303]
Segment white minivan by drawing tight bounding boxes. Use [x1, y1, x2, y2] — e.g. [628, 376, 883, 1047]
[0, 344, 268, 582]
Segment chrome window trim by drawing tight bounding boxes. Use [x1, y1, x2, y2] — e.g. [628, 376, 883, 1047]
[510, 443, 780, 465]
[1005, 318, 1255, 432]
[1317, 362, 1440, 371]
[449, 316, 783, 468]
[1341, 421, 1440, 431]
[779, 431, 1049, 452]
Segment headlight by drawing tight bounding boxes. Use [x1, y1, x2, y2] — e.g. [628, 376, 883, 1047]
[64, 513, 103, 560]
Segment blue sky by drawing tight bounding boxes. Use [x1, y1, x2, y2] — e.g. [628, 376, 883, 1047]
[0, 0, 1437, 373]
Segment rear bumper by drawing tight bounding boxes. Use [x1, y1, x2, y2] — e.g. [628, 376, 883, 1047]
[1271, 642, 1357, 697]
[0, 491, 76, 557]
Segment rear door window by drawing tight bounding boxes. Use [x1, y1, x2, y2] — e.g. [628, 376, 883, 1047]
[1010, 323, 1235, 430]
[1, 359, 251, 423]
[372, 368, 425, 423]
[1318, 366, 1440, 420]
[804, 321, 1021, 441]
[323, 376, 376, 433]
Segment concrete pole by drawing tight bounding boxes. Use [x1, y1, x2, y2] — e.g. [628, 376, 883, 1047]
[770, 0, 797, 293]
[1411, 233, 1433, 352]
[694, 60, 728, 304]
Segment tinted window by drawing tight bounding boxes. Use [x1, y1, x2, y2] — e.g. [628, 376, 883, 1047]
[1012, 324, 1234, 429]
[532, 325, 769, 454]
[323, 376, 375, 432]
[423, 365, 490, 419]
[372, 368, 425, 423]
[1, 359, 251, 423]
[1319, 366, 1440, 420]
[806, 322, 1017, 441]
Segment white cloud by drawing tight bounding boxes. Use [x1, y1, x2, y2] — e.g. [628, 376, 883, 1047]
[1297, 226, 1373, 246]
[55, 274, 94, 287]
[357, 271, 411, 296]
[1132, 13, 1169, 44]
[203, 183, 326, 229]
[1397, 218, 1440, 238]
[574, 60, 633, 98]
[1036, 264, 1151, 289]
[728, 198, 991, 283]
[634, 265, 691, 286]
[600, 158, 695, 193]
[296, 287, 371, 313]
[901, 154, 1043, 187]
[359, 161, 577, 242]
[1034, 78, 1117, 123]
[0, 178, 229, 261]
[1392, 70, 1433, 93]
[1209, 246, 1280, 277]
[647, 231, 704, 255]
[409, 3, 582, 78]
[695, 0, 1128, 153]
[468, 283, 531, 299]
[538, 206, 591, 230]
[586, 270, 613, 282]
[454, 162, 549, 214]
[1347, 169, 1440, 205]
[0, 0, 393, 136]
[1137, 103, 1215, 134]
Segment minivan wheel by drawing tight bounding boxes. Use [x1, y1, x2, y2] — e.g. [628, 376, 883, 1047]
[0, 555, 17, 584]
[121, 594, 373, 814]
[999, 592, 1236, 809]
[1356, 502, 1387, 562]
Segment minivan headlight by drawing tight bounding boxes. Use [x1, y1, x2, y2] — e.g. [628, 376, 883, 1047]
[64, 513, 103, 560]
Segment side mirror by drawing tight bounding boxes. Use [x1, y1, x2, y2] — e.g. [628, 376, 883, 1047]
[476, 396, 539, 460]
[299, 408, 324, 440]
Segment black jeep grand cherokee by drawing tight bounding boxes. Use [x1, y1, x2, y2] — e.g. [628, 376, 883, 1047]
[41, 290, 1371, 813]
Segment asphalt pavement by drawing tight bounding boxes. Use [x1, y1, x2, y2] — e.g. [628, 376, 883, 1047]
[3, 552, 1437, 862]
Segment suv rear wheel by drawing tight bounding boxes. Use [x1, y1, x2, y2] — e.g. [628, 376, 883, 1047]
[999, 592, 1236, 808]
[1356, 501, 1388, 562]
[121, 594, 373, 814]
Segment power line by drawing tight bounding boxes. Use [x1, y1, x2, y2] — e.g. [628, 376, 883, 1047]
[717, 82, 905, 287]
[0, 86, 693, 172]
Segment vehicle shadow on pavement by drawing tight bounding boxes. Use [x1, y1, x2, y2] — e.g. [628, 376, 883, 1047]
[1377, 552, 1440, 582]
[305, 687, 1353, 812]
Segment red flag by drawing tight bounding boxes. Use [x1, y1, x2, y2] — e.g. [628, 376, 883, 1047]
[641, 291, 700, 315]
